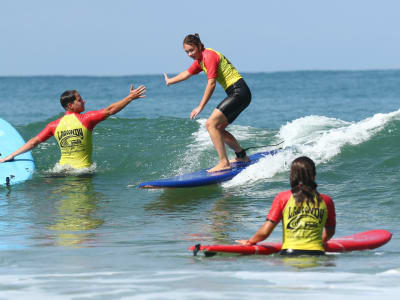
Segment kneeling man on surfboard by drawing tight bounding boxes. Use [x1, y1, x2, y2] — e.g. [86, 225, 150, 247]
[237, 156, 336, 256]
[0, 85, 146, 169]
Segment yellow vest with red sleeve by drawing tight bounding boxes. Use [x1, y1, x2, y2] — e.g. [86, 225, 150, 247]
[54, 114, 92, 169]
[200, 48, 242, 90]
[281, 195, 328, 251]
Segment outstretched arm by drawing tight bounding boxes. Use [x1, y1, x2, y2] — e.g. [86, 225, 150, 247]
[236, 220, 278, 245]
[104, 85, 146, 117]
[190, 78, 216, 120]
[0, 136, 41, 163]
[164, 71, 192, 86]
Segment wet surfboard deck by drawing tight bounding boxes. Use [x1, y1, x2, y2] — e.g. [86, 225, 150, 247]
[139, 148, 286, 188]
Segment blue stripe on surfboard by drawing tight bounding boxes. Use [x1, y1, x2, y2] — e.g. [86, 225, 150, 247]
[139, 148, 287, 188]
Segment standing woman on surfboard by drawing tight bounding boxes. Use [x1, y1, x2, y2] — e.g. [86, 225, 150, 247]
[237, 156, 336, 256]
[164, 33, 251, 172]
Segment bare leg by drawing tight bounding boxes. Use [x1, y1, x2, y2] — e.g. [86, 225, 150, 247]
[220, 130, 250, 163]
[206, 109, 231, 172]
[206, 109, 250, 172]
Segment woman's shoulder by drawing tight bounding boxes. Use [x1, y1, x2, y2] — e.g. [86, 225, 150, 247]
[320, 193, 334, 205]
[277, 189, 292, 196]
[274, 190, 292, 201]
[320, 193, 333, 200]
[203, 48, 220, 60]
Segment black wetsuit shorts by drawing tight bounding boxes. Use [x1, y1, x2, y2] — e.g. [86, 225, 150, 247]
[217, 78, 251, 123]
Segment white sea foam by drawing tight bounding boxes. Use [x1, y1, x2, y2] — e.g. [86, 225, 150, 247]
[177, 119, 269, 174]
[189, 119, 266, 153]
[43, 162, 97, 176]
[0, 269, 398, 299]
[223, 109, 400, 188]
[379, 268, 400, 275]
[189, 119, 213, 151]
[173, 119, 209, 174]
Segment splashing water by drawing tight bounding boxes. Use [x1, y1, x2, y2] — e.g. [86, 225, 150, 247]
[224, 109, 400, 187]
[43, 163, 97, 176]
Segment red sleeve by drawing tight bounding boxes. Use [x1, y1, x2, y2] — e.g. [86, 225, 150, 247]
[36, 119, 59, 142]
[80, 109, 107, 131]
[187, 60, 202, 75]
[202, 49, 219, 79]
[321, 194, 336, 227]
[266, 190, 292, 223]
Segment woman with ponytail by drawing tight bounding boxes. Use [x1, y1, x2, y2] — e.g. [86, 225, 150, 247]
[164, 33, 252, 172]
[237, 156, 336, 256]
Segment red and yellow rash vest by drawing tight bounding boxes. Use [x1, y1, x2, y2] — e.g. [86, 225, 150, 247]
[37, 110, 107, 169]
[187, 48, 242, 90]
[267, 190, 336, 251]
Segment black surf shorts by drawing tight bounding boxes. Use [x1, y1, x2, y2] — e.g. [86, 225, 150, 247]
[217, 78, 251, 124]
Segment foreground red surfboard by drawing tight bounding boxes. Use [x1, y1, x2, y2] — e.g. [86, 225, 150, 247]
[189, 230, 392, 256]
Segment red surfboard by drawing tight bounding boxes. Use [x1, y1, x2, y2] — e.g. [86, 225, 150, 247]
[189, 230, 392, 256]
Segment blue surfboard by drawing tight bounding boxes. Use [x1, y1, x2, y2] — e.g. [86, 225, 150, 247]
[139, 148, 286, 188]
[0, 118, 35, 186]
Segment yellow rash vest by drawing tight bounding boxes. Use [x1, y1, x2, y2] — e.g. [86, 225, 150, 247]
[37, 110, 107, 169]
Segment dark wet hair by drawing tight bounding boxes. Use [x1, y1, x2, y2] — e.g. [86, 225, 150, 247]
[60, 90, 78, 109]
[183, 33, 205, 51]
[290, 156, 322, 206]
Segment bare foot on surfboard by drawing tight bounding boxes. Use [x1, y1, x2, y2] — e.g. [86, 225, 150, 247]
[207, 162, 232, 173]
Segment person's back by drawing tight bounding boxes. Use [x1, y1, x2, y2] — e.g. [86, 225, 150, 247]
[55, 113, 93, 168]
[38, 110, 106, 169]
[279, 194, 332, 255]
[237, 156, 336, 256]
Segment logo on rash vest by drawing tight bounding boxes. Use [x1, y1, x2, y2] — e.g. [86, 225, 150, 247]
[286, 206, 325, 230]
[57, 128, 84, 149]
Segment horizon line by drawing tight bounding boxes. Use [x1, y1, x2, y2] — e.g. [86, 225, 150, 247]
[1, 68, 399, 77]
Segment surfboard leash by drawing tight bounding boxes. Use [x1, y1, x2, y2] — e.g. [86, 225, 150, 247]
[243, 140, 284, 152]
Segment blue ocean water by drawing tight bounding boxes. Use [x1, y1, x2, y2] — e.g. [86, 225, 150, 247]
[0, 70, 400, 299]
